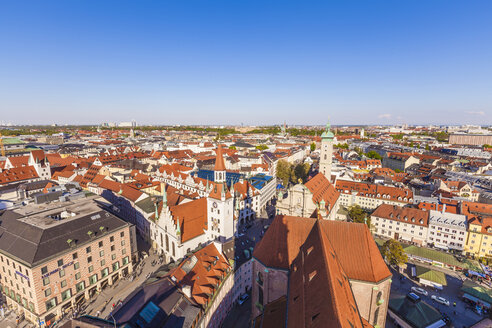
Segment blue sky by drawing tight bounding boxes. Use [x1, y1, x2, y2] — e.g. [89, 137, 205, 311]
[0, 1, 491, 126]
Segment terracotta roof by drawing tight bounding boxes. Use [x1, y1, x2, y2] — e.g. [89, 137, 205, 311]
[318, 220, 391, 283]
[287, 220, 365, 328]
[170, 243, 231, 305]
[254, 215, 391, 283]
[372, 204, 429, 227]
[253, 215, 315, 270]
[6, 156, 29, 168]
[208, 182, 232, 200]
[0, 166, 38, 184]
[214, 144, 226, 171]
[335, 180, 413, 203]
[169, 198, 208, 243]
[305, 173, 340, 212]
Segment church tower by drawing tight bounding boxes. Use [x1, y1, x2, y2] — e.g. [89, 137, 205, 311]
[319, 120, 334, 180]
[214, 144, 226, 183]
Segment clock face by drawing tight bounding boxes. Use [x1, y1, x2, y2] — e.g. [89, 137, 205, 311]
[213, 202, 218, 208]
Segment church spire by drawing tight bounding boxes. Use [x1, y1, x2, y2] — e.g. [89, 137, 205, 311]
[214, 144, 226, 183]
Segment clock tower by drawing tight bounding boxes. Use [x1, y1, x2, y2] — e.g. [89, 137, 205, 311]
[207, 182, 234, 241]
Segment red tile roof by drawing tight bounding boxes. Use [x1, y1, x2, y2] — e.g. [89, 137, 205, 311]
[305, 173, 339, 212]
[169, 198, 208, 243]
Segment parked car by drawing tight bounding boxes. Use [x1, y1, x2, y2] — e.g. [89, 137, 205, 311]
[431, 295, 450, 306]
[238, 294, 249, 305]
[411, 287, 428, 296]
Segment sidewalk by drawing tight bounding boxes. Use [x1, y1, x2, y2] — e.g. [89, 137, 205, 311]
[84, 251, 162, 319]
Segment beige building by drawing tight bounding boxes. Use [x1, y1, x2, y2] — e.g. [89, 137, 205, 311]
[0, 196, 136, 327]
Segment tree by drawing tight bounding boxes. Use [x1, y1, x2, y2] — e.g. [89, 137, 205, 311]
[276, 160, 292, 187]
[229, 146, 236, 150]
[364, 151, 382, 160]
[310, 142, 316, 152]
[381, 239, 408, 266]
[294, 163, 310, 183]
[348, 205, 370, 227]
[256, 144, 268, 151]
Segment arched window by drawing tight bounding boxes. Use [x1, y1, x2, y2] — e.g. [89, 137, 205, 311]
[257, 272, 263, 286]
[165, 234, 169, 252]
[172, 242, 175, 257]
[373, 307, 380, 325]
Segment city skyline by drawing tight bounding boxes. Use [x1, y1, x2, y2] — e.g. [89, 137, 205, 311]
[1, 1, 491, 125]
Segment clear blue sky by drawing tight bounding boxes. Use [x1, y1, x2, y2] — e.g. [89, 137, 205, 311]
[1, 1, 491, 126]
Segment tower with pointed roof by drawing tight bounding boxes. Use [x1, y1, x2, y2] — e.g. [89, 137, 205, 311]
[214, 144, 226, 183]
[319, 120, 334, 180]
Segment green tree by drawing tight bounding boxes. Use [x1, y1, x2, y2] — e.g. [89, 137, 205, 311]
[348, 205, 370, 227]
[310, 142, 316, 152]
[229, 146, 237, 150]
[294, 163, 310, 183]
[256, 144, 268, 151]
[276, 160, 292, 187]
[364, 151, 382, 160]
[381, 239, 408, 266]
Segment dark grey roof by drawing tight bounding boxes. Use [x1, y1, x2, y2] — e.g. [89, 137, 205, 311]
[113, 277, 200, 328]
[0, 197, 130, 267]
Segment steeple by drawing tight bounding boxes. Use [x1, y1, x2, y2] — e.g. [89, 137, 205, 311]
[214, 144, 226, 183]
[319, 118, 334, 180]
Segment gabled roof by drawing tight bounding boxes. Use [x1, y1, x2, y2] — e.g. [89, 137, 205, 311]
[169, 198, 208, 243]
[305, 173, 339, 212]
[253, 215, 391, 283]
[287, 220, 365, 328]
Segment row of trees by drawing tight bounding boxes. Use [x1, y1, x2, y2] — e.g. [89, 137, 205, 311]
[276, 160, 311, 187]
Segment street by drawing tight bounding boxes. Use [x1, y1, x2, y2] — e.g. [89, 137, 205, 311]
[389, 265, 484, 327]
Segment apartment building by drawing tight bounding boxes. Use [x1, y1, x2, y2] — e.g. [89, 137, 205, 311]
[0, 196, 136, 327]
[427, 210, 467, 251]
[371, 204, 429, 246]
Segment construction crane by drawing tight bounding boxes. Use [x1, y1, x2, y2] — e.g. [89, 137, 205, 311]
[0, 132, 5, 157]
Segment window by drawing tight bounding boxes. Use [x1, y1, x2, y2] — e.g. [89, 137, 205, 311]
[122, 248, 126, 255]
[87, 256, 92, 263]
[112, 261, 120, 272]
[76, 281, 85, 292]
[72, 253, 78, 260]
[41, 266, 48, 275]
[74, 262, 80, 270]
[257, 272, 263, 286]
[75, 272, 81, 280]
[59, 269, 65, 278]
[99, 250, 104, 257]
[122, 256, 129, 266]
[111, 245, 115, 252]
[45, 288, 51, 297]
[46, 297, 57, 311]
[101, 259, 106, 266]
[98, 241, 103, 248]
[89, 274, 98, 285]
[57, 259, 63, 267]
[61, 280, 67, 288]
[111, 254, 116, 260]
[120, 232, 124, 237]
[101, 268, 109, 278]
[43, 277, 50, 286]
[88, 265, 94, 273]
[110, 236, 114, 242]
[61, 289, 72, 301]
[86, 247, 91, 253]
[121, 240, 125, 246]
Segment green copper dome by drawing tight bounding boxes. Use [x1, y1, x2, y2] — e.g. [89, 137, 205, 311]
[321, 121, 334, 140]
